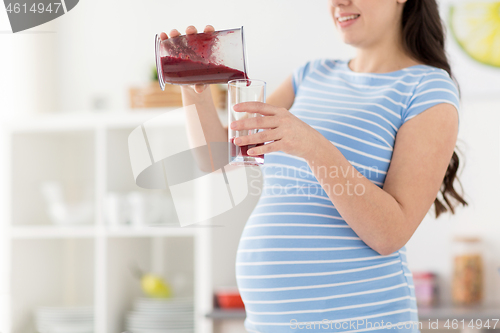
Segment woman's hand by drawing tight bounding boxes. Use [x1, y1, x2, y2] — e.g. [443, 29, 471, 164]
[159, 25, 215, 94]
[230, 102, 324, 160]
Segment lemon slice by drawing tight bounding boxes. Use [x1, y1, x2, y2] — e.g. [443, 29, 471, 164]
[449, 2, 500, 67]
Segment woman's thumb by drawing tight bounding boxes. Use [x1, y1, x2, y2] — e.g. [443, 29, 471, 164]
[194, 84, 206, 94]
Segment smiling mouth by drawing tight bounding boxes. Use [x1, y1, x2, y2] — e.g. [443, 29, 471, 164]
[337, 14, 360, 23]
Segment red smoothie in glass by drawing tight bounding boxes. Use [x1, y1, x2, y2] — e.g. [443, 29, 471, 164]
[230, 137, 264, 159]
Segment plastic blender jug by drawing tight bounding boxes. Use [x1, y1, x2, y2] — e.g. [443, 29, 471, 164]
[155, 26, 248, 90]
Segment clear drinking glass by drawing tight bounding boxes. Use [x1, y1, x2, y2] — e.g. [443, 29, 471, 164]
[155, 27, 248, 90]
[228, 79, 266, 166]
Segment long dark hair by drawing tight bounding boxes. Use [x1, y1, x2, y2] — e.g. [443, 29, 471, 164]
[401, 0, 468, 217]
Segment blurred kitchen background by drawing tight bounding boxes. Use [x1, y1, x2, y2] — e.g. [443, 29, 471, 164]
[1, 0, 499, 332]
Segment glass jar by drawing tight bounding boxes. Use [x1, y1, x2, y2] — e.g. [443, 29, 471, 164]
[452, 236, 483, 305]
[413, 272, 438, 307]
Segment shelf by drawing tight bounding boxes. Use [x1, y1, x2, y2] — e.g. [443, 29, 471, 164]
[9, 225, 200, 239]
[11, 130, 95, 226]
[205, 304, 500, 321]
[206, 308, 246, 320]
[3, 109, 185, 132]
[417, 303, 500, 320]
[106, 237, 195, 333]
[10, 225, 97, 239]
[3, 107, 226, 132]
[2, 109, 215, 333]
[105, 225, 199, 237]
[10, 238, 95, 333]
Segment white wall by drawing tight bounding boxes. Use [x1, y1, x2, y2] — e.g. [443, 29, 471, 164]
[0, 11, 58, 116]
[406, 96, 500, 304]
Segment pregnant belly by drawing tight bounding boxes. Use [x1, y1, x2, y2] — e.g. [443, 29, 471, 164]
[235, 217, 401, 280]
[235, 212, 412, 324]
[234, 172, 417, 332]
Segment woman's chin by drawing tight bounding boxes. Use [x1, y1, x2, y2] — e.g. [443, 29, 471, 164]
[340, 35, 361, 47]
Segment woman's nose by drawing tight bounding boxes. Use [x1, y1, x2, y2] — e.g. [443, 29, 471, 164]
[330, 0, 351, 7]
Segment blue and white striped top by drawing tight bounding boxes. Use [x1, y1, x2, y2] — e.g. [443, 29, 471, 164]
[235, 59, 460, 333]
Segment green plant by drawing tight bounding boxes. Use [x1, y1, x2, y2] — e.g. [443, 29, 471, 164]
[151, 64, 159, 82]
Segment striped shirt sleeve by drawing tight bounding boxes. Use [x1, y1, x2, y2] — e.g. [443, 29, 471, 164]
[291, 60, 313, 95]
[402, 70, 460, 125]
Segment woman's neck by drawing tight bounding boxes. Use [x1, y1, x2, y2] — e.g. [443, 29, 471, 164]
[349, 34, 422, 73]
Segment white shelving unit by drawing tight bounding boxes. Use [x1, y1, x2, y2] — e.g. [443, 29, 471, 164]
[0, 109, 221, 333]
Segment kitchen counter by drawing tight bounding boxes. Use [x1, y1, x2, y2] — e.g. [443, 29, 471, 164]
[207, 303, 500, 321]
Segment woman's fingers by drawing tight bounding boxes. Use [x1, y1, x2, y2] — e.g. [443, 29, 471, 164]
[186, 25, 197, 35]
[204, 25, 215, 33]
[189, 84, 207, 94]
[231, 114, 279, 130]
[235, 128, 281, 147]
[233, 102, 282, 116]
[193, 84, 207, 93]
[248, 140, 281, 155]
[164, 25, 214, 40]
[169, 29, 180, 38]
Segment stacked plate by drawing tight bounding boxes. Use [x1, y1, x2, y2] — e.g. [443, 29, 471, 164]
[35, 306, 94, 333]
[125, 297, 194, 333]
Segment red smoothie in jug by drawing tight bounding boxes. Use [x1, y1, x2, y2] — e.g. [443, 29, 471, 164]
[160, 56, 246, 84]
[160, 31, 247, 85]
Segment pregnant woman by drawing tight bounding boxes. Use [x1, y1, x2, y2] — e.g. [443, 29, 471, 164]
[160, 0, 467, 331]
